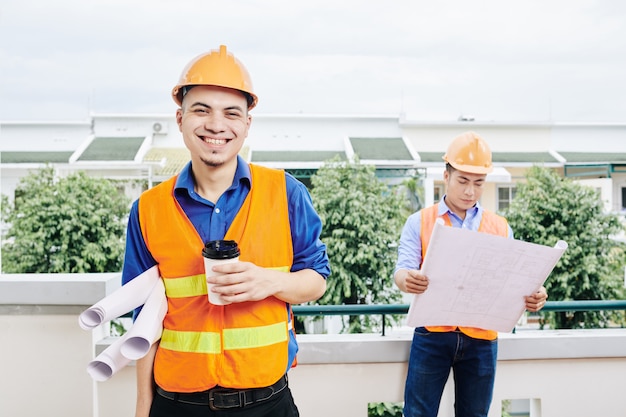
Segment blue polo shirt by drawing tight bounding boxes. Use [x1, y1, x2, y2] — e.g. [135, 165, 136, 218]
[122, 156, 330, 287]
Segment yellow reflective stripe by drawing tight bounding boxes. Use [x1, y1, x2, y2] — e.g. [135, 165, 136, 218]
[224, 322, 288, 350]
[163, 274, 206, 298]
[269, 266, 290, 273]
[160, 329, 221, 354]
[163, 266, 291, 298]
[160, 322, 288, 353]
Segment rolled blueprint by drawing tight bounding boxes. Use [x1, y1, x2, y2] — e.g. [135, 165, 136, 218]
[87, 279, 166, 380]
[87, 332, 132, 382]
[78, 265, 159, 330]
[120, 279, 167, 360]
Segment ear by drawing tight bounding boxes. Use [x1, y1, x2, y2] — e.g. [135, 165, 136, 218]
[176, 108, 183, 132]
[240, 114, 252, 139]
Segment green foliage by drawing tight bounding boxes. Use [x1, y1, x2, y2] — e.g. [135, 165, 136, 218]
[501, 399, 512, 417]
[1, 194, 9, 224]
[310, 156, 406, 333]
[503, 166, 626, 329]
[110, 319, 127, 336]
[2, 166, 130, 273]
[395, 173, 424, 218]
[368, 401, 403, 417]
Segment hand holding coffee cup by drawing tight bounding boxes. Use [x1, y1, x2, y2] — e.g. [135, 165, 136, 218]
[202, 240, 240, 305]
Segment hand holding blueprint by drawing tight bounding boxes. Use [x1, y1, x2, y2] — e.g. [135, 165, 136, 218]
[406, 222, 567, 333]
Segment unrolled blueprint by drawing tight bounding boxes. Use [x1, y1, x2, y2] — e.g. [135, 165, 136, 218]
[406, 222, 567, 332]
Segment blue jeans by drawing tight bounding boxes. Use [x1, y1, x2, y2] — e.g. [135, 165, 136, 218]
[403, 328, 498, 417]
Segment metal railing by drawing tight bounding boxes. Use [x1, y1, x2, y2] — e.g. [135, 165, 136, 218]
[292, 300, 626, 335]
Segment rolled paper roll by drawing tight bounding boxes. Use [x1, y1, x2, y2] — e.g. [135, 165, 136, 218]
[87, 333, 132, 382]
[120, 279, 167, 360]
[79, 265, 159, 330]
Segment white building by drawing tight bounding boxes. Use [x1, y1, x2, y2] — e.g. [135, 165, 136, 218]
[2, 113, 626, 215]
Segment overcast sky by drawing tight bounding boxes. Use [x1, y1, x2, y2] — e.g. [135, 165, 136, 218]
[1, 0, 626, 123]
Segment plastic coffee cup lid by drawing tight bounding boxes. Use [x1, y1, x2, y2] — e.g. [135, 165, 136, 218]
[202, 240, 240, 259]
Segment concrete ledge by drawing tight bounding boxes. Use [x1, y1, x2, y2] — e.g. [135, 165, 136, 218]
[295, 332, 411, 363]
[94, 328, 626, 365]
[296, 328, 626, 363]
[499, 328, 626, 359]
[0, 273, 121, 314]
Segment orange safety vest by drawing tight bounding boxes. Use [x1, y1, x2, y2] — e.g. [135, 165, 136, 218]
[138, 164, 294, 392]
[420, 204, 509, 341]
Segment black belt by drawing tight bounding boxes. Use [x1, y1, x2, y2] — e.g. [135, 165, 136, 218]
[155, 375, 288, 410]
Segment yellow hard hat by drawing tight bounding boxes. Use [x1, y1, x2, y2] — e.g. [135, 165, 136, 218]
[442, 131, 493, 174]
[171, 45, 258, 110]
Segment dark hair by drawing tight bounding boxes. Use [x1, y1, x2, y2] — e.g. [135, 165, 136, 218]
[182, 85, 254, 110]
[243, 92, 255, 109]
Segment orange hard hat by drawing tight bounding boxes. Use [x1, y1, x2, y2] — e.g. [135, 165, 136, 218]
[171, 45, 258, 110]
[442, 131, 493, 174]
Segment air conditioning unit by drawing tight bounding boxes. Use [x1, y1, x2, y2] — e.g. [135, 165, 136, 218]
[152, 122, 168, 134]
[458, 114, 475, 122]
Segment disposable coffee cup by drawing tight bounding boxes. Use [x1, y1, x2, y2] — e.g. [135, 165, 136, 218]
[202, 240, 240, 305]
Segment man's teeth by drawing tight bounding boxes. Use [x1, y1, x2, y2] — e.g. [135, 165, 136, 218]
[203, 138, 227, 144]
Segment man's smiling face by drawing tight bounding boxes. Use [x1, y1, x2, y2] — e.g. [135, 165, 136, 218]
[176, 85, 251, 168]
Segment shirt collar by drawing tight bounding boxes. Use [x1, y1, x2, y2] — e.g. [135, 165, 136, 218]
[438, 195, 482, 219]
[174, 155, 252, 194]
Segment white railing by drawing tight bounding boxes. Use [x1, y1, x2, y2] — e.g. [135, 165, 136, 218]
[2, 273, 626, 417]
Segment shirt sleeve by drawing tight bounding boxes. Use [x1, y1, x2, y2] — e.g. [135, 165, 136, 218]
[394, 210, 423, 273]
[285, 174, 331, 278]
[121, 200, 157, 319]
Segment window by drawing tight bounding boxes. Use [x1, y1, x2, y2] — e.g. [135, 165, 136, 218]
[498, 185, 517, 211]
[434, 185, 443, 202]
[622, 187, 626, 211]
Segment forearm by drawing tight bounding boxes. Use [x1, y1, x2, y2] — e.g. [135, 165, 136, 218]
[135, 342, 158, 417]
[275, 269, 326, 304]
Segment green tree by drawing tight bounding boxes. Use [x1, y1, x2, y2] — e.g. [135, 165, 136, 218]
[2, 167, 130, 273]
[310, 156, 406, 333]
[503, 166, 626, 329]
[395, 172, 424, 218]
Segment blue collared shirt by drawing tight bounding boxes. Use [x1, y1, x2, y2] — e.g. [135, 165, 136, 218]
[394, 196, 513, 273]
[122, 156, 330, 287]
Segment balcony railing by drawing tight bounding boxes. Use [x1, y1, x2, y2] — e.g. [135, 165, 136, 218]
[293, 299, 626, 316]
[293, 300, 626, 335]
[2, 272, 626, 417]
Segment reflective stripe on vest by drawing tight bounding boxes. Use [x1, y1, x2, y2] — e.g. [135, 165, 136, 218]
[161, 329, 221, 353]
[160, 321, 289, 353]
[420, 204, 509, 341]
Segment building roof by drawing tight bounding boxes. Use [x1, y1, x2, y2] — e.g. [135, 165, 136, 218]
[419, 151, 559, 164]
[77, 137, 145, 161]
[142, 148, 190, 177]
[492, 152, 560, 163]
[251, 151, 345, 163]
[250, 137, 415, 172]
[560, 152, 626, 178]
[349, 137, 413, 160]
[559, 152, 626, 164]
[0, 151, 74, 163]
